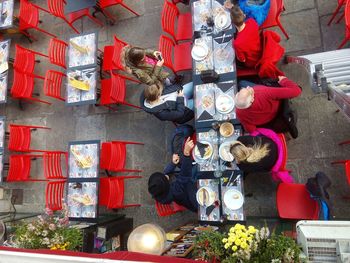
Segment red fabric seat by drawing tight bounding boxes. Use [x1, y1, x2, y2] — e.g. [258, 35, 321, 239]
[99, 176, 141, 209]
[159, 35, 192, 74]
[260, 0, 289, 39]
[276, 183, 319, 219]
[161, 1, 192, 43]
[100, 140, 143, 173]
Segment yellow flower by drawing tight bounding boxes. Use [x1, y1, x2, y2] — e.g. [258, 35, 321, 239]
[222, 238, 228, 243]
[50, 246, 57, 250]
[235, 239, 241, 246]
[230, 227, 235, 233]
[241, 242, 248, 249]
[232, 245, 238, 251]
[241, 233, 247, 238]
[228, 236, 235, 243]
[224, 243, 230, 249]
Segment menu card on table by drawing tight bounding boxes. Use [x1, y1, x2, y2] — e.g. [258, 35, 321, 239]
[0, 0, 14, 29]
[68, 140, 100, 221]
[0, 39, 10, 103]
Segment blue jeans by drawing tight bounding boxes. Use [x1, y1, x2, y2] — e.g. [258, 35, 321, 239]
[183, 82, 194, 110]
[239, 80, 257, 89]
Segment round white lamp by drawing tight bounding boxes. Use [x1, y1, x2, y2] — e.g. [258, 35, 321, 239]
[127, 223, 166, 255]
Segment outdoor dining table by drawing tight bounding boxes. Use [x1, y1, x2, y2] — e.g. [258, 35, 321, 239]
[67, 139, 100, 221]
[66, 31, 99, 105]
[0, 0, 14, 30]
[0, 39, 10, 103]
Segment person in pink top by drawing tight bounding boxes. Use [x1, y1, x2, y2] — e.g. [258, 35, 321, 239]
[234, 76, 302, 138]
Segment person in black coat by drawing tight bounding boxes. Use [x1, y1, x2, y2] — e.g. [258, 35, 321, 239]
[229, 135, 278, 174]
[148, 138, 198, 212]
[140, 82, 194, 124]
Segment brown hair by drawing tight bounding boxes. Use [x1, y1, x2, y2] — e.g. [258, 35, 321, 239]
[230, 6, 245, 27]
[128, 47, 146, 66]
[144, 84, 161, 102]
[230, 138, 270, 163]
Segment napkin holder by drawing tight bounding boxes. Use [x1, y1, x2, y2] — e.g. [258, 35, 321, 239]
[200, 70, 219, 83]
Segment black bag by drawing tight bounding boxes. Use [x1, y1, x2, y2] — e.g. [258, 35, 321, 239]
[200, 70, 219, 83]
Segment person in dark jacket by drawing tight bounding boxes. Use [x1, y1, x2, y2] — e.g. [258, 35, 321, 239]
[229, 135, 278, 174]
[148, 138, 198, 212]
[140, 82, 194, 124]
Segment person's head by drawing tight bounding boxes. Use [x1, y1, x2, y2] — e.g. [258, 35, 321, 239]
[230, 6, 245, 27]
[128, 47, 146, 66]
[229, 139, 270, 163]
[144, 84, 162, 102]
[148, 172, 170, 200]
[235, 87, 254, 109]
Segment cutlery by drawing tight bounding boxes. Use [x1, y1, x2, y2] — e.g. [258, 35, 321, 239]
[229, 174, 241, 186]
[226, 171, 234, 186]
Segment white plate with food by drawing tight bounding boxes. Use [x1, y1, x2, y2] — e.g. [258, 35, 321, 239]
[193, 141, 213, 160]
[196, 187, 216, 207]
[224, 189, 244, 210]
[214, 12, 231, 30]
[219, 141, 234, 162]
[191, 43, 209, 61]
[215, 93, 234, 114]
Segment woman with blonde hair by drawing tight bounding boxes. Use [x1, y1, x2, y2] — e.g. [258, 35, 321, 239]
[229, 135, 278, 174]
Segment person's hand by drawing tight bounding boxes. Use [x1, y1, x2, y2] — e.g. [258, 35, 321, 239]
[177, 90, 184, 97]
[278, 76, 287, 82]
[172, 154, 180, 165]
[183, 137, 194, 156]
[156, 59, 164, 67]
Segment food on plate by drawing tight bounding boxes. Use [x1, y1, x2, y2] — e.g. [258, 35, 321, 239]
[201, 95, 214, 109]
[233, 194, 240, 199]
[199, 10, 210, 23]
[197, 187, 209, 206]
[219, 122, 234, 137]
[216, 94, 234, 113]
[195, 141, 213, 159]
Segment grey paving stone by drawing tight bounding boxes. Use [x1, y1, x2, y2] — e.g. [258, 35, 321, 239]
[284, 0, 315, 14]
[316, 0, 339, 17]
[320, 15, 349, 51]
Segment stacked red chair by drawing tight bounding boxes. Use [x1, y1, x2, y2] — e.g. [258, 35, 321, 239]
[159, 35, 192, 74]
[99, 176, 141, 209]
[8, 124, 51, 152]
[100, 71, 141, 110]
[338, 0, 350, 49]
[100, 140, 144, 173]
[6, 151, 67, 182]
[18, 0, 57, 40]
[47, 0, 80, 34]
[46, 181, 66, 211]
[98, 0, 140, 23]
[47, 38, 68, 69]
[155, 201, 187, 217]
[260, 0, 289, 40]
[13, 45, 45, 79]
[161, 1, 192, 43]
[43, 70, 66, 101]
[276, 183, 320, 219]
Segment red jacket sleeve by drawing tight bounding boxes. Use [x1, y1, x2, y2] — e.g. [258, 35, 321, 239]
[265, 78, 302, 100]
[242, 121, 256, 133]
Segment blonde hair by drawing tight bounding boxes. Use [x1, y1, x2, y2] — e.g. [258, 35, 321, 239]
[230, 139, 270, 163]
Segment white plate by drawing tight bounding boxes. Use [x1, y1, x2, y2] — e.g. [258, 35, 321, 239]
[191, 44, 209, 61]
[215, 94, 234, 114]
[196, 187, 215, 207]
[214, 13, 231, 30]
[224, 189, 244, 210]
[193, 141, 213, 161]
[219, 142, 234, 162]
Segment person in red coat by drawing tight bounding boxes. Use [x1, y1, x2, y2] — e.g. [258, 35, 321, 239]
[230, 6, 262, 68]
[235, 76, 302, 136]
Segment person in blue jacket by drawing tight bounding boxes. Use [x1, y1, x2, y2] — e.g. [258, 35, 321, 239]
[148, 138, 198, 212]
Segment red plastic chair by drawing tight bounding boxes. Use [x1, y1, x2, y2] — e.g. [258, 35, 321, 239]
[260, 0, 289, 40]
[68, 8, 104, 27]
[11, 70, 51, 105]
[100, 72, 141, 110]
[338, 0, 350, 49]
[159, 35, 192, 74]
[44, 70, 66, 101]
[99, 176, 141, 209]
[47, 0, 80, 34]
[99, 0, 140, 23]
[48, 38, 68, 69]
[13, 45, 45, 80]
[276, 183, 320, 219]
[6, 151, 67, 182]
[46, 180, 66, 211]
[18, 0, 57, 40]
[278, 133, 288, 170]
[161, 1, 192, 43]
[328, 0, 347, 25]
[102, 35, 127, 72]
[100, 140, 144, 173]
[155, 201, 187, 217]
[8, 124, 51, 152]
[331, 160, 350, 185]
